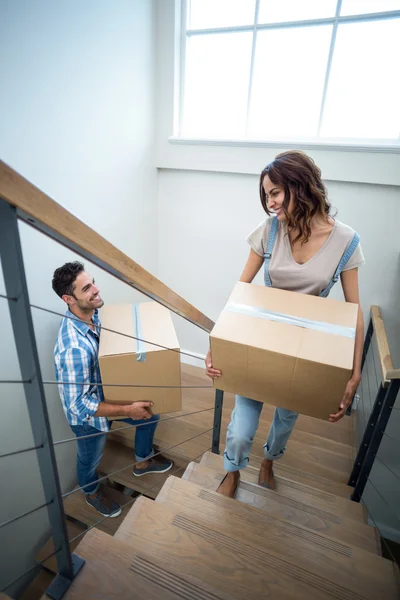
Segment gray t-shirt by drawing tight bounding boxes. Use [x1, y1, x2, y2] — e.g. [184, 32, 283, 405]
[247, 218, 365, 296]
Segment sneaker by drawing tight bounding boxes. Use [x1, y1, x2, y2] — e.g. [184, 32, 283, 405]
[86, 492, 122, 517]
[133, 455, 174, 477]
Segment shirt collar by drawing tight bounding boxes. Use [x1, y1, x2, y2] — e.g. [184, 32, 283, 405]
[66, 308, 100, 337]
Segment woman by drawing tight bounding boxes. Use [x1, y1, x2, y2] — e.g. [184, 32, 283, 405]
[205, 150, 365, 498]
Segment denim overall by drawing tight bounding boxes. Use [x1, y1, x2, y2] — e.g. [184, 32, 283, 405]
[224, 216, 360, 472]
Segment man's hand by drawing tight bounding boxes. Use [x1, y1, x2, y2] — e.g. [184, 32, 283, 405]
[329, 376, 360, 423]
[205, 349, 222, 379]
[124, 401, 154, 420]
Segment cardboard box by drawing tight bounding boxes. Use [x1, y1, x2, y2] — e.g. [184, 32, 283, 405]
[98, 302, 182, 416]
[210, 282, 358, 420]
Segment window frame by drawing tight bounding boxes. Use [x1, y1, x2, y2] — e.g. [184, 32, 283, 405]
[176, 0, 400, 151]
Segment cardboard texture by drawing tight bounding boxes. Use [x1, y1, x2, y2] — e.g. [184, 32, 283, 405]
[99, 302, 181, 416]
[210, 282, 358, 420]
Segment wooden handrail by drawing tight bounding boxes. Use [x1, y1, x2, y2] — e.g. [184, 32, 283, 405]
[386, 369, 400, 380]
[0, 160, 214, 333]
[371, 306, 394, 388]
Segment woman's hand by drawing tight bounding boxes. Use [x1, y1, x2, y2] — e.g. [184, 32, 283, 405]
[329, 375, 360, 423]
[205, 348, 222, 379]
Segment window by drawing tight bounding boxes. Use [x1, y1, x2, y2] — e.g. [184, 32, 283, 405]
[179, 0, 400, 144]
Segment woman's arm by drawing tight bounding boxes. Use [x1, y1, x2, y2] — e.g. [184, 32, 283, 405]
[329, 267, 364, 423]
[239, 249, 264, 283]
[205, 250, 264, 378]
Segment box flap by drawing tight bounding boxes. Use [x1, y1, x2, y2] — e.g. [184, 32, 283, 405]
[99, 302, 180, 358]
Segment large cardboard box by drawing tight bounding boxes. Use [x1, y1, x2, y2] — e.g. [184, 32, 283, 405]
[210, 282, 358, 420]
[98, 302, 182, 415]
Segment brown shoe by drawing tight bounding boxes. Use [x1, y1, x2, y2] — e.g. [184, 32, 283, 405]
[216, 471, 240, 498]
[258, 459, 276, 490]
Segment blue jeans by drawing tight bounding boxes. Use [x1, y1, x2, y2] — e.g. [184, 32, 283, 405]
[224, 396, 298, 472]
[70, 414, 160, 495]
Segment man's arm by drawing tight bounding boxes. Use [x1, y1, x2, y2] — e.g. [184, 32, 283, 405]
[94, 400, 153, 420]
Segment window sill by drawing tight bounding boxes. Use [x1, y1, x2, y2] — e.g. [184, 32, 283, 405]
[155, 136, 400, 186]
[168, 136, 400, 155]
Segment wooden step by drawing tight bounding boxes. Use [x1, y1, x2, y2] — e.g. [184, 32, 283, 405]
[36, 520, 87, 574]
[155, 477, 399, 596]
[115, 496, 334, 600]
[99, 440, 183, 498]
[201, 450, 354, 498]
[182, 462, 380, 554]
[59, 528, 220, 600]
[184, 460, 364, 523]
[20, 570, 54, 600]
[116, 492, 398, 600]
[63, 484, 131, 535]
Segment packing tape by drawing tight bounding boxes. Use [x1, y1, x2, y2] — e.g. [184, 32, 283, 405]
[226, 302, 355, 339]
[132, 303, 147, 361]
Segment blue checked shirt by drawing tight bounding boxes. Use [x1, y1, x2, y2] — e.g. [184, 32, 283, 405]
[54, 309, 110, 432]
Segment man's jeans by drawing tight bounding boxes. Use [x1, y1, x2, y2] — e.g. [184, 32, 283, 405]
[224, 396, 298, 472]
[70, 414, 160, 495]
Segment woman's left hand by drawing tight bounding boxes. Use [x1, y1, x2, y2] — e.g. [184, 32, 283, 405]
[329, 376, 360, 423]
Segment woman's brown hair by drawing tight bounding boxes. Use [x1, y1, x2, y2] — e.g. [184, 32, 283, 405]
[259, 150, 332, 244]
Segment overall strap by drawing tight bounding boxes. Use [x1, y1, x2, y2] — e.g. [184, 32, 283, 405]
[319, 232, 360, 298]
[264, 216, 279, 287]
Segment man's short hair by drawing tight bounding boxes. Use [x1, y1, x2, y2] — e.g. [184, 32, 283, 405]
[52, 261, 84, 298]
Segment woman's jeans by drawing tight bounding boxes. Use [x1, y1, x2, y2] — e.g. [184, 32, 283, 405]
[70, 414, 159, 495]
[224, 396, 298, 472]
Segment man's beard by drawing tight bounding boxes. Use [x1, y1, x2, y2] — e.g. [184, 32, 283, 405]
[77, 298, 104, 312]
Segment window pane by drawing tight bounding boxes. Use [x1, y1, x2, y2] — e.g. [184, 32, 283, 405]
[321, 19, 400, 139]
[341, 1, 400, 16]
[182, 32, 252, 137]
[248, 26, 332, 138]
[258, 0, 337, 23]
[187, 0, 255, 29]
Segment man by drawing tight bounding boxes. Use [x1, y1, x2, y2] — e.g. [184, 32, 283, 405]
[53, 261, 173, 517]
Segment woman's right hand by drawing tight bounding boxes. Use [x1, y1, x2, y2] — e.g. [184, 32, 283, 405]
[205, 348, 222, 379]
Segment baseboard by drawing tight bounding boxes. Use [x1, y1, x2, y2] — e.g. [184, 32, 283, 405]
[180, 348, 206, 368]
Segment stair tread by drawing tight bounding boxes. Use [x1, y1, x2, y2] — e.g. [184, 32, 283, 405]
[182, 462, 379, 553]
[61, 528, 221, 600]
[201, 451, 354, 499]
[99, 440, 182, 498]
[115, 492, 398, 600]
[36, 520, 87, 574]
[184, 460, 364, 522]
[114, 497, 333, 600]
[63, 484, 131, 535]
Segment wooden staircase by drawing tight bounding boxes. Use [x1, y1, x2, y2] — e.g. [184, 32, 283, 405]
[28, 363, 398, 599]
[39, 457, 399, 599]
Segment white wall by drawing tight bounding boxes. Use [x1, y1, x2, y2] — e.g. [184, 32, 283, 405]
[0, 0, 157, 595]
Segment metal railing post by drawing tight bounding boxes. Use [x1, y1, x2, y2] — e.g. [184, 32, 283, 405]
[346, 316, 373, 416]
[0, 199, 84, 598]
[348, 383, 386, 487]
[212, 389, 224, 454]
[351, 379, 400, 502]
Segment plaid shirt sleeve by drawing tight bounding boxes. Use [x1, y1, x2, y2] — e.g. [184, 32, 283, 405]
[57, 346, 100, 422]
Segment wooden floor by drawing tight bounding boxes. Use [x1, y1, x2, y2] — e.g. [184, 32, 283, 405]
[28, 363, 398, 600]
